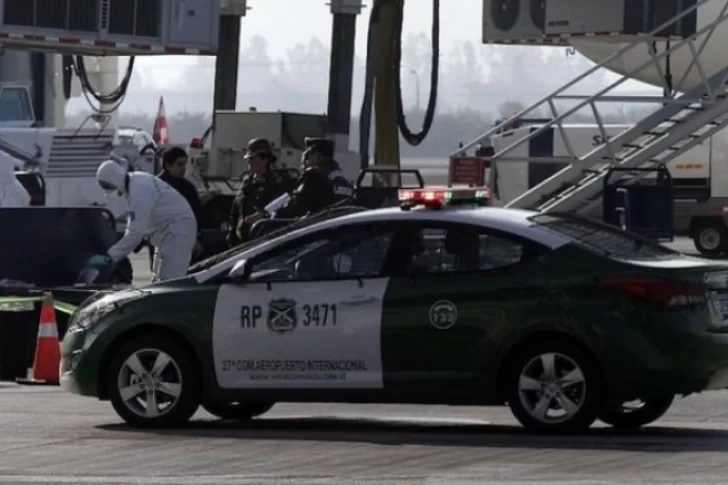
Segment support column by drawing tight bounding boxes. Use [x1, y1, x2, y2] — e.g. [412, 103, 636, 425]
[30, 53, 45, 125]
[327, 0, 362, 154]
[213, 15, 242, 111]
[372, 0, 400, 167]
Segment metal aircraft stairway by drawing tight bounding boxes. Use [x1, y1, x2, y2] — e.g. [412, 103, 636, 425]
[456, 0, 728, 214]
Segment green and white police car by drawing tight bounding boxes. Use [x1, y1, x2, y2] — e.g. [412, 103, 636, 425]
[61, 187, 728, 433]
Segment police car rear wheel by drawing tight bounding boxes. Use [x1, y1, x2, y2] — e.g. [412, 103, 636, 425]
[202, 401, 275, 421]
[597, 395, 674, 429]
[505, 339, 601, 434]
[107, 335, 202, 428]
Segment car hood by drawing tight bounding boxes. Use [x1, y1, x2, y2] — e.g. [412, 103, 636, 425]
[77, 287, 149, 312]
[77, 277, 197, 311]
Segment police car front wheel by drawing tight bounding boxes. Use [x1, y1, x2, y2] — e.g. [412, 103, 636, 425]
[202, 400, 275, 421]
[107, 334, 202, 428]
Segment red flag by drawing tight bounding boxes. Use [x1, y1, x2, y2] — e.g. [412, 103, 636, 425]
[152, 97, 169, 145]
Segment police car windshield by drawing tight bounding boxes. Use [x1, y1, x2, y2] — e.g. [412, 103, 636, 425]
[188, 206, 370, 273]
[529, 212, 678, 260]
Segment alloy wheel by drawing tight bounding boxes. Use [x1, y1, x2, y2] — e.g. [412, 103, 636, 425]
[116, 348, 183, 418]
[517, 352, 587, 424]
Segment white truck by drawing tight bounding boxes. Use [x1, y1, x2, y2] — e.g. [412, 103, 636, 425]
[0, 84, 158, 227]
[490, 121, 728, 255]
[6, 123, 156, 222]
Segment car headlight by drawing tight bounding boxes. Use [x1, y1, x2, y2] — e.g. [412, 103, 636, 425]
[68, 292, 145, 332]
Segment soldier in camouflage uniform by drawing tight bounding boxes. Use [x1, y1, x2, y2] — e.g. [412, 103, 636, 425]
[227, 138, 293, 247]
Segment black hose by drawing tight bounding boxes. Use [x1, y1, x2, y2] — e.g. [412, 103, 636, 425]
[394, 0, 440, 146]
[201, 124, 214, 144]
[75, 55, 134, 103]
[358, 0, 439, 163]
[73, 56, 135, 114]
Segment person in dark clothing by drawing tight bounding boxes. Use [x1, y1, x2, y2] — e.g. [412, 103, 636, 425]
[159, 147, 203, 224]
[227, 138, 293, 247]
[154, 147, 204, 262]
[274, 137, 354, 219]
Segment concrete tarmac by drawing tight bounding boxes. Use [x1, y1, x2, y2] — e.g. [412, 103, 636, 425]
[2, 386, 728, 485]
[1, 236, 726, 485]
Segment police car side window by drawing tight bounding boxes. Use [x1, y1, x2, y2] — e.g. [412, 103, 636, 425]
[249, 226, 396, 282]
[409, 225, 524, 274]
[252, 239, 329, 280]
[479, 234, 523, 270]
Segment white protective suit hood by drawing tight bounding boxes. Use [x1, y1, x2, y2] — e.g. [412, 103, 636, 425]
[96, 160, 128, 195]
[0, 151, 30, 207]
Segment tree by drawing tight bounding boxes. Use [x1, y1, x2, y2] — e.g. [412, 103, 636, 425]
[401, 33, 425, 74]
[281, 38, 330, 112]
[237, 35, 275, 99]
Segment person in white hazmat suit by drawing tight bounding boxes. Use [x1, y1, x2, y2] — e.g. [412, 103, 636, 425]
[85, 160, 197, 282]
[0, 151, 31, 207]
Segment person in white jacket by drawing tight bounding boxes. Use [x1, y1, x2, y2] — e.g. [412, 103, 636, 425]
[0, 151, 30, 207]
[86, 160, 197, 282]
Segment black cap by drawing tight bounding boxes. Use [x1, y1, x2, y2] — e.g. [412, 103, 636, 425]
[304, 137, 335, 158]
[244, 138, 277, 161]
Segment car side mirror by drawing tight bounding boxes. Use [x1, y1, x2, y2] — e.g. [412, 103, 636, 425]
[229, 259, 252, 281]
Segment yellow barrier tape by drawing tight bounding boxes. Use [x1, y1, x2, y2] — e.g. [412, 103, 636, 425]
[0, 296, 41, 312]
[0, 296, 78, 315]
[53, 301, 78, 315]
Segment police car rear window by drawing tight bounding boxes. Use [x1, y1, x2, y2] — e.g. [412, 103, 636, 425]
[529, 213, 678, 260]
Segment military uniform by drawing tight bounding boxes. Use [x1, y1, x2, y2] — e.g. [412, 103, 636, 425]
[275, 137, 354, 219]
[227, 139, 293, 247]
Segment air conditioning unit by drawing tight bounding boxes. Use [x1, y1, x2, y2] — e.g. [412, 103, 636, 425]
[482, 0, 547, 43]
[482, 0, 697, 44]
[544, 0, 697, 38]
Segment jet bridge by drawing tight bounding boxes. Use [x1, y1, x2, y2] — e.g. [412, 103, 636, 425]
[0, 0, 221, 56]
[461, 0, 728, 215]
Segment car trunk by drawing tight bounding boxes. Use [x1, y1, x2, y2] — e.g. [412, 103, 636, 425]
[608, 255, 728, 328]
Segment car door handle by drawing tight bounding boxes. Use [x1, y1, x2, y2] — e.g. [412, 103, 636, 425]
[340, 296, 378, 306]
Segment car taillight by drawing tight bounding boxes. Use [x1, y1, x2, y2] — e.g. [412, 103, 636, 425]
[596, 278, 706, 307]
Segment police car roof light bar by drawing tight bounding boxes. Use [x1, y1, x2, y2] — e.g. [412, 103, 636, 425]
[398, 187, 490, 209]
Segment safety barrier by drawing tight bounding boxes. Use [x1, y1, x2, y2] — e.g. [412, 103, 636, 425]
[0, 289, 89, 382]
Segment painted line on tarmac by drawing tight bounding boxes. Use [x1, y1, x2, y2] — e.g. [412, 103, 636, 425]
[264, 414, 492, 426]
[0, 476, 716, 485]
[0, 476, 404, 485]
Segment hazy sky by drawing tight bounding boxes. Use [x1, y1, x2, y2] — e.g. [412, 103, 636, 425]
[66, 0, 657, 114]
[135, 0, 482, 82]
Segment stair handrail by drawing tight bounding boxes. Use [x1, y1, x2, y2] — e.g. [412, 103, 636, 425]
[449, 0, 724, 158]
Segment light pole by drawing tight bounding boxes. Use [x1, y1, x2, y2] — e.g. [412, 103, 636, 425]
[410, 69, 420, 112]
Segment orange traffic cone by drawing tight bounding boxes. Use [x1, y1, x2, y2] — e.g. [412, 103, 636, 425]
[16, 292, 61, 385]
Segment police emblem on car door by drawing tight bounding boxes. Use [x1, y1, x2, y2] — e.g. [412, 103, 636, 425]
[267, 298, 298, 333]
